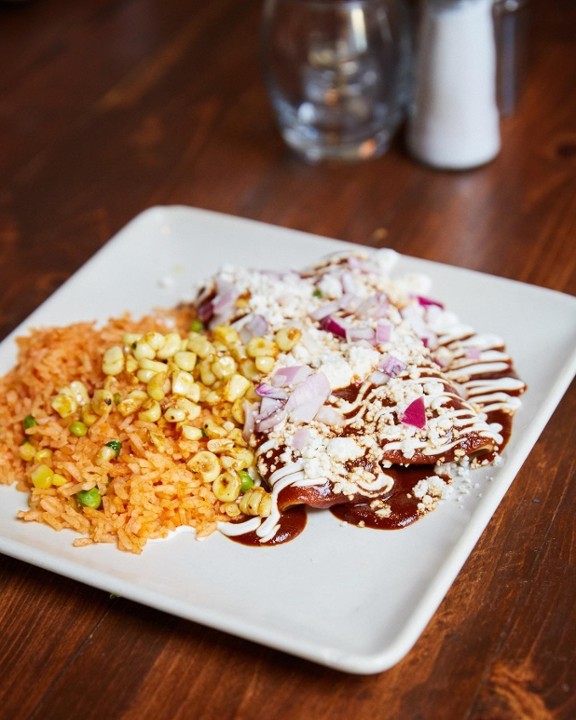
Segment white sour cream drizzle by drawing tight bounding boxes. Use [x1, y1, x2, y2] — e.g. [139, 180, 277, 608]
[215, 250, 526, 542]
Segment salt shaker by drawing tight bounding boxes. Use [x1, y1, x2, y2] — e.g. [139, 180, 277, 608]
[407, 0, 501, 170]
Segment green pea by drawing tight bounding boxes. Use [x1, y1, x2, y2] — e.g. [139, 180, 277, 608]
[76, 488, 102, 509]
[189, 319, 205, 333]
[69, 421, 88, 437]
[105, 439, 122, 457]
[238, 470, 254, 493]
[23, 415, 37, 430]
[312, 288, 323, 299]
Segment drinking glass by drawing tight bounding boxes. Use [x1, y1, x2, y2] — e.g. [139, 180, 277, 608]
[262, 0, 411, 163]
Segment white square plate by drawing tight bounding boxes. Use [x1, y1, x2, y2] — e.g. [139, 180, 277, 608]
[1, 206, 575, 674]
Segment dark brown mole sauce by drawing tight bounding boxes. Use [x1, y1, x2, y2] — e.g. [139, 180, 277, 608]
[228, 506, 307, 547]
[330, 466, 443, 530]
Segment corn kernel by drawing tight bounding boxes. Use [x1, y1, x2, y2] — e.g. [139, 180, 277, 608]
[202, 418, 227, 439]
[171, 369, 196, 397]
[187, 333, 215, 358]
[102, 345, 125, 376]
[156, 332, 182, 359]
[19, 441, 37, 462]
[138, 358, 168, 374]
[229, 447, 254, 470]
[147, 372, 169, 402]
[81, 406, 99, 427]
[69, 381, 90, 406]
[175, 397, 201, 420]
[52, 473, 68, 487]
[212, 472, 241, 502]
[31, 463, 54, 489]
[117, 390, 147, 417]
[96, 445, 116, 464]
[142, 331, 165, 351]
[244, 386, 260, 403]
[257, 492, 273, 517]
[181, 425, 203, 441]
[123, 332, 141, 347]
[139, 399, 162, 423]
[164, 406, 186, 423]
[211, 356, 237, 380]
[239, 487, 271, 517]
[92, 389, 115, 416]
[223, 373, 251, 402]
[136, 368, 156, 384]
[173, 351, 197, 372]
[199, 361, 217, 387]
[225, 427, 245, 445]
[246, 337, 278, 358]
[255, 355, 275, 374]
[206, 438, 235, 453]
[231, 398, 246, 425]
[274, 326, 302, 352]
[51, 392, 78, 418]
[222, 502, 242, 518]
[132, 340, 156, 361]
[204, 391, 221, 405]
[34, 448, 53, 464]
[125, 356, 139, 374]
[103, 375, 119, 392]
[188, 450, 221, 482]
[239, 358, 259, 380]
[213, 325, 241, 347]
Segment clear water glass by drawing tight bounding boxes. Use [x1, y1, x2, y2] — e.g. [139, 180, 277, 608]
[262, 0, 411, 163]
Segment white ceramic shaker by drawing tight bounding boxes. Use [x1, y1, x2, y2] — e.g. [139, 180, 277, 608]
[407, 0, 501, 170]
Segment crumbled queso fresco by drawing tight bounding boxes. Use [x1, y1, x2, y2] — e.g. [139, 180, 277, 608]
[195, 249, 525, 543]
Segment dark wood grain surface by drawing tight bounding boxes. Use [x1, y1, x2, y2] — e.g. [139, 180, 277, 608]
[0, 1, 574, 718]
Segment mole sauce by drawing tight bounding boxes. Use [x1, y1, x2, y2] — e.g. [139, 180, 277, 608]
[330, 466, 442, 530]
[229, 506, 307, 546]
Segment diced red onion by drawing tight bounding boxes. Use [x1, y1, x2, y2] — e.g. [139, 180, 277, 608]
[375, 322, 391, 344]
[196, 299, 214, 324]
[416, 295, 445, 310]
[212, 291, 234, 314]
[310, 300, 340, 320]
[346, 325, 375, 343]
[255, 383, 289, 400]
[320, 315, 347, 338]
[401, 397, 427, 429]
[271, 365, 312, 387]
[340, 271, 357, 296]
[239, 314, 269, 343]
[256, 408, 286, 433]
[257, 396, 284, 420]
[356, 293, 388, 319]
[339, 292, 360, 312]
[347, 256, 371, 272]
[402, 305, 438, 349]
[285, 371, 331, 422]
[255, 397, 287, 432]
[378, 354, 406, 377]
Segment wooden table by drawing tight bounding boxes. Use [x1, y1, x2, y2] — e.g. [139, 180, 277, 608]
[1, 1, 574, 718]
